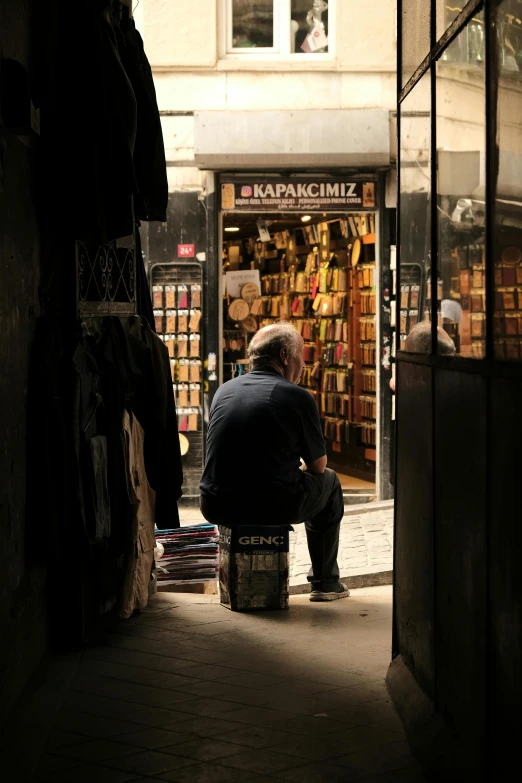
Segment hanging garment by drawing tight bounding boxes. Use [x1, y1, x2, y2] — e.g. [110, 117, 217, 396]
[97, 317, 144, 553]
[129, 317, 183, 527]
[135, 225, 156, 330]
[118, 17, 168, 222]
[99, 317, 182, 529]
[72, 334, 111, 541]
[52, 5, 138, 243]
[86, 436, 111, 538]
[29, 319, 126, 646]
[26, 318, 77, 562]
[120, 409, 157, 619]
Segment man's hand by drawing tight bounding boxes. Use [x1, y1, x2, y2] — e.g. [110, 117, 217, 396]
[305, 454, 327, 474]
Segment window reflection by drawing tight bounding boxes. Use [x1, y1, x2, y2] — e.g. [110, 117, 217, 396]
[437, 3, 485, 62]
[291, 0, 329, 54]
[498, 2, 522, 74]
[440, 11, 485, 65]
[437, 1, 464, 39]
[494, 0, 522, 360]
[232, 0, 274, 49]
[399, 72, 432, 350]
[438, 1, 522, 75]
[436, 9, 486, 358]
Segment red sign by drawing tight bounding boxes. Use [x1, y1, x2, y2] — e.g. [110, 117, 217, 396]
[178, 244, 195, 258]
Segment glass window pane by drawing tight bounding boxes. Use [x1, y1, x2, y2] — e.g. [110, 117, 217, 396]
[291, 0, 329, 54]
[498, 4, 522, 73]
[399, 72, 432, 353]
[439, 5, 485, 65]
[436, 9, 486, 358]
[232, 0, 274, 49]
[402, 0, 431, 85]
[494, 0, 522, 361]
[436, 1, 477, 41]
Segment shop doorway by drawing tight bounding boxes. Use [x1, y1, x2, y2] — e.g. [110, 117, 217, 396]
[219, 207, 382, 497]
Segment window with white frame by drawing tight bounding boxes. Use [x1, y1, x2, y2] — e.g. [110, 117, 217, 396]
[222, 0, 333, 57]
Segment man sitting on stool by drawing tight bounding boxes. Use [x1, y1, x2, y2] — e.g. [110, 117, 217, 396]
[200, 321, 349, 602]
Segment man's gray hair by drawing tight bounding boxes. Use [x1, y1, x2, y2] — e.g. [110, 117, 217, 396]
[248, 322, 303, 367]
[404, 322, 456, 356]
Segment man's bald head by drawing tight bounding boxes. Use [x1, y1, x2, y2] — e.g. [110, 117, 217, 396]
[248, 322, 304, 383]
[404, 321, 456, 355]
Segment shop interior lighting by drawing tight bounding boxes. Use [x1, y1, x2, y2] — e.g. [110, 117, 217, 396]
[224, 227, 240, 232]
[301, 215, 312, 222]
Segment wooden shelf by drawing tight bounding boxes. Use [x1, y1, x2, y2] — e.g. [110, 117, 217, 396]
[224, 213, 378, 468]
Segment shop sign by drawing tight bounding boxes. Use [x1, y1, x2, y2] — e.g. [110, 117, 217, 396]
[178, 244, 195, 258]
[221, 179, 375, 212]
[225, 269, 261, 298]
[224, 526, 290, 554]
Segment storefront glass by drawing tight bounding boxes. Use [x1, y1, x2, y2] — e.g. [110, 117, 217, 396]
[399, 72, 432, 350]
[437, 9, 486, 357]
[219, 176, 386, 487]
[497, 1, 522, 73]
[439, 4, 485, 64]
[436, 2, 481, 42]
[494, 0, 522, 360]
[400, 0, 522, 363]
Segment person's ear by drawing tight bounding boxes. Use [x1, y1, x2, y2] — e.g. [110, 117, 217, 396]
[280, 347, 288, 365]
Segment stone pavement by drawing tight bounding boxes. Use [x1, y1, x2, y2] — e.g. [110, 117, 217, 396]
[289, 502, 393, 589]
[14, 586, 424, 783]
[178, 502, 394, 589]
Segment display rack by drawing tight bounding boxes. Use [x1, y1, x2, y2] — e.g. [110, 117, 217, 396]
[449, 242, 486, 358]
[495, 235, 522, 361]
[355, 241, 377, 450]
[438, 198, 486, 358]
[150, 261, 204, 499]
[398, 262, 426, 349]
[223, 214, 377, 474]
[222, 310, 254, 383]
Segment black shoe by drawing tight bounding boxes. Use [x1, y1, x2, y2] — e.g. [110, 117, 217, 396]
[309, 583, 350, 602]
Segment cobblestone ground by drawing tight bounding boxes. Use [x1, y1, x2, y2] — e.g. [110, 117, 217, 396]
[289, 502, 393, 587]
[19, 587, 425, 783]
[178, 502, 394, 588]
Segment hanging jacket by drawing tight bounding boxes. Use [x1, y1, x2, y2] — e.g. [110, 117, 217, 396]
[120, 409, 156, 619]
[129, 317, 183, 529]
[72, 333, 111, 541]
[51, 4, 138, 243]
[118, 16, 168, 223]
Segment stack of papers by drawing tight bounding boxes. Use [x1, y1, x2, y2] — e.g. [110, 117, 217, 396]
[155, 524, 219, 585]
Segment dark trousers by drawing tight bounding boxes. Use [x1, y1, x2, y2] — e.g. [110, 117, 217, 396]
[297, 468, 344, 590]
[200, 468, 344, 591]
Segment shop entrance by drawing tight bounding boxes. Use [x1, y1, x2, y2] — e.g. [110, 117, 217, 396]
[219, 188, 385, 496]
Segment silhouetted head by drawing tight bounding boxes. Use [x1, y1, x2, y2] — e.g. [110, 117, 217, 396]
[404, 321, 456, 355]
[248, 322, 305, 383]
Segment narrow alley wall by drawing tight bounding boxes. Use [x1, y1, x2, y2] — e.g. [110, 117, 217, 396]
[0, 0, 46, 728]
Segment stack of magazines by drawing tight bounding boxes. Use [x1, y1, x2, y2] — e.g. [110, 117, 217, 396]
[155, 524, 219, 585]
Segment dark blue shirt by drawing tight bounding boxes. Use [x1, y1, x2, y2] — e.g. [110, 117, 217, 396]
[200, 368, 326, 504]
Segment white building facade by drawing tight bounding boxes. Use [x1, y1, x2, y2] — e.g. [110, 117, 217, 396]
[138, 1, 398, 500]
[139, 0, 396, 186]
